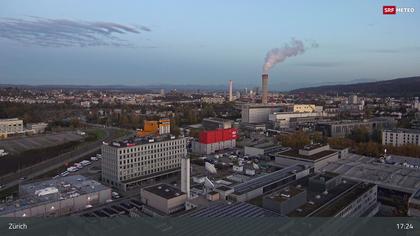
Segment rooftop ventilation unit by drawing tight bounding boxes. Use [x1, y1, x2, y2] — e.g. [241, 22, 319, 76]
[280, 194, 291, 198]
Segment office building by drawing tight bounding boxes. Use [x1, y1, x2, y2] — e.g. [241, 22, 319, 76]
[0, 175, 111, 217]
[382, 128, 420, 146]
[101, 135, 187, 191]
[0, 118, 24, 139]
[291, 104, 317, 113]
[269, 111, 329, 129]
[316, 117, 396, 138]
[200, 96, 225, 104]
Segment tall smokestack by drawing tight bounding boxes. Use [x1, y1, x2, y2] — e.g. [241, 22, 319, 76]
[261, 74, 268, 104]
[228, 80, 233, 102]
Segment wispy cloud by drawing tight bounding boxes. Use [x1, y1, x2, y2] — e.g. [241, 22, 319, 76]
[0, 17, 150, 47]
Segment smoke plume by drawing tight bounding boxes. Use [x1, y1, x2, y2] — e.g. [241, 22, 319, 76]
[263, 38, 316, 74]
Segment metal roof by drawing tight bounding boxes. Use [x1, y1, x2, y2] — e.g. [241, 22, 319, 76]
[322, 154, 420, 193]
[184, 202, 279, 217]
[232, 165, 307, 195]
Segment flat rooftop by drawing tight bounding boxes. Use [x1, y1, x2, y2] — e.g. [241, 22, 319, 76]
[412, 189, 420, 200]
[384, 128, 420, 134]
[322, 153, 420, 193]
[301, 143, 325, 151]
[248, 143, 280, 149]
[242, 103, 283, 108]
[203, 117, 231, 122]
[107, 134, 182, 148]
[233, 165, 307, 195]
[277, 149, 337, 161]
[311, 183, 375, 217]
[184, 202, 279, 217]
[143, 183, 185, 199]
[311, 172, 340, 182]
[0, 175, 109, 215]
[287, 177, 363, 217]
[216, 186, 233, 191]
[266, 186, 305, 203]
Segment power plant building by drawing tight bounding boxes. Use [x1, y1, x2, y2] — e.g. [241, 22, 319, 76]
[241, 103, 284, 124]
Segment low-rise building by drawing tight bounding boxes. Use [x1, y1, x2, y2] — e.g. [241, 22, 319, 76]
[26, 122, 48, 134]
[244, 143, 283, 156]
[0, 175, 111, 217]
[0, 118, 24, 139]
[286, 174, 378, 217]
[202, 117, 232, 130]
[140, 183, 187, 215]
[408, 189, 420, 217]
[273, 144, 338, 171]
[228, 164, 313, 202]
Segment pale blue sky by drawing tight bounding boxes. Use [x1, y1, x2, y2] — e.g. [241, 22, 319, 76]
[0, 0, 419, 90]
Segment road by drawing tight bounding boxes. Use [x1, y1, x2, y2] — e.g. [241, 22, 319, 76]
[0, 126, 133, 192]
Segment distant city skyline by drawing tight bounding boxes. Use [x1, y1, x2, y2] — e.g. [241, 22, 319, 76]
[1, 0, 420, 90]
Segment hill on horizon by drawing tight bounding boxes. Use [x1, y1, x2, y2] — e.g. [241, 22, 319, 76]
[291, 76, 420, 97]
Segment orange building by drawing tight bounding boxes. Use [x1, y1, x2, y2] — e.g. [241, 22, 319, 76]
[137, 119, 171, 137]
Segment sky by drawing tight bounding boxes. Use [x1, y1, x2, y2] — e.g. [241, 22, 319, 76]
[0, 0, 420, 90]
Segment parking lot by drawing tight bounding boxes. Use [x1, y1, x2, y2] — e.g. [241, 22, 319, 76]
[0, 132, 83, 154]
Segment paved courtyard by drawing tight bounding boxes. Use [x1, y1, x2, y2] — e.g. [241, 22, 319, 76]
[0, 132, 84, 154]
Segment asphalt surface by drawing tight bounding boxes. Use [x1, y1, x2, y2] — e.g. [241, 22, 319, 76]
[0, 131, 83, 154]
[0, 126, 133, 193]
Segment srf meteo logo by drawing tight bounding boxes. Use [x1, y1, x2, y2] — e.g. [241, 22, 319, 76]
[383, 6, 415, 14]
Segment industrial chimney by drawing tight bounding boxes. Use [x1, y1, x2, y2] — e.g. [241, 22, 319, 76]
[261, 74, 269, 104]
[181, 155, 190, 198]
[228, 80, 233, 102]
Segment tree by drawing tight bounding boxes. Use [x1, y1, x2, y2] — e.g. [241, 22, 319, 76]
[278, 131, 311, 149]
[348, 127, 370, 143]
[328, 137, 354, 149]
